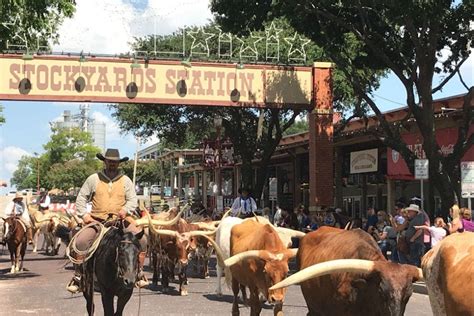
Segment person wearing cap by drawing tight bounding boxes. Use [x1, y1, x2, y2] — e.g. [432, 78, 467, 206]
[2, 193, 33, 244]
[404, 204, 426, 267]
[230, 187, 257, 218]
[66, 148, 148, 294]
[38, 189, 51, 212]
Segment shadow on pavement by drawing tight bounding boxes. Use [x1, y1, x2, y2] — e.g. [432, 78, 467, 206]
[0, 268, 41, 280]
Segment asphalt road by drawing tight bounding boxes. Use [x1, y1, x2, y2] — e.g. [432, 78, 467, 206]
[0, 245, 434, 316]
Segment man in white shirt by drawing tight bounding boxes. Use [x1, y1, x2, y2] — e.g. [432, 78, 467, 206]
[2, 193, 33, 244]
[38, 190, 51, 211]
[231, 187, 257, 218]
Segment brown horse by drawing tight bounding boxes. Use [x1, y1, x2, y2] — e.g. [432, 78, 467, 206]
[2, 216, 27, 273]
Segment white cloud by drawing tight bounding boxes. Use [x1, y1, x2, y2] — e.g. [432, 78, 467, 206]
[54, 0, 213, 55]
[0, 146, 31, 190]
[91, 111, 131, 143]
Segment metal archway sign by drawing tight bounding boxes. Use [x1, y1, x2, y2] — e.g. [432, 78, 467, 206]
[0, 55, 313, 109]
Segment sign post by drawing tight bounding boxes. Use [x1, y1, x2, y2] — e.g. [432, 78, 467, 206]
[414, 159, 429, 210]
[461, 162, 474, 210]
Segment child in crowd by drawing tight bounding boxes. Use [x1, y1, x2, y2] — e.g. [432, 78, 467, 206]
[415, 217, 447, 248]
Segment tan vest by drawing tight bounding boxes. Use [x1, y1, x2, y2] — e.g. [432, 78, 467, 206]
[91, 174, 126, 221]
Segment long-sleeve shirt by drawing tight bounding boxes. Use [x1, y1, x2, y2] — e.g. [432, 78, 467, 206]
[4, 201, 31, 225]
[39, 195, 51, 209]
[75, 171, 137, 218]
[230, 196, 257, 216]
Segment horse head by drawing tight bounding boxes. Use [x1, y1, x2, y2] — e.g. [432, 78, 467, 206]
[116, 229, 141, 289]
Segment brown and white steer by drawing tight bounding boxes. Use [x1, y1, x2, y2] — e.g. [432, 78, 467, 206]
[270, 227, 423, 316]
[421, 232, 474, 316]
[225, 220, 297, 316]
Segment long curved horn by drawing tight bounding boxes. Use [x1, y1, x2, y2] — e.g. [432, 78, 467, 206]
[416, 268, 424, 281]
[195, 234, 226, 268]
[149, 228, 180, 238]
[193, 222, 217, 231]
[135, 208, 184, 226]
[269, 259, 376, 290]
[225, 250, 269, 267]
[186, 230, 216, 237]
[275, 227, 306, 238]
[222, 208, 232, 220]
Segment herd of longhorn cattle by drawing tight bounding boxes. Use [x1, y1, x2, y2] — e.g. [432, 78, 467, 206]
[6, 203, 472, 316]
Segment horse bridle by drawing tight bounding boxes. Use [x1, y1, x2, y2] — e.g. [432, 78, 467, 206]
[115, 236, 139, 279]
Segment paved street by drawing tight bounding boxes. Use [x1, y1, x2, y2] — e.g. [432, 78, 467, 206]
[0, 246, 434, 316]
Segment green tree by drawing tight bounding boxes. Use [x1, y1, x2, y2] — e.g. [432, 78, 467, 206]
[210, 0, 473, 216]
[111, 20, 380, 200]
[10, 155, 36, 190]
[0, 104, 5, 125]
[120, 160, 162, 186]
[0, 0, 75, 52]
[11, 127, 101, 191]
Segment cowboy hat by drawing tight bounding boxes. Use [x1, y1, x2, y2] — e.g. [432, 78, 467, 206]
[96, 148, 129, 162]
[13, 192, 23, 200]
[405, 204, 420, 213]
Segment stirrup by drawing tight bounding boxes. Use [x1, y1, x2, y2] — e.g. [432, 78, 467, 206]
[135, 272, 149, 288]
[66, 276, 82, 294]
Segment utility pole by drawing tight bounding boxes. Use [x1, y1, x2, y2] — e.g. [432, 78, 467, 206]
[132, 136, 140, 187]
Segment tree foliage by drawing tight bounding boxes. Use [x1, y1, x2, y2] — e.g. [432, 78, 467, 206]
[111, 19, 380, 199]
[120, 160, 162, 185]
[0, 0, 76, 52]
[11, 127, 101, 191]
[210, 0, 474, 215]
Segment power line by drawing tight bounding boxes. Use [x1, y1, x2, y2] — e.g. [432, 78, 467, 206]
[372, 93, 406, 106]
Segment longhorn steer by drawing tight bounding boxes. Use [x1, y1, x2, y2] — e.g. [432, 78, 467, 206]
[421, 232, 474, 316]
[270, 227, 423, 316]
[225, 220, 297, 316]
[214, 216, 304, 296]
[147, 208, 214, 296]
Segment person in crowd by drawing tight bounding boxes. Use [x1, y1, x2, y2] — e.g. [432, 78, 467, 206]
[390, 208, 410, 263]
[415, 217, 447, 248]
[230, 187, 257, 218]
[38, 189, 51, 212]
[279, 208, 290, 227]
[323, 209, 337, 227]
[375, 211, 397, 259]
[262, 207, 271, 221]
[460, 208, 474, 232]
[300, 208, 311, 231]
[364, 207, 378, 233]
[2, 193, 33, 244]
[404, 204, 426, 267]
[273, 203, 283, 226]
[447, 204, 464, 234]
[66, 148, 148, 294]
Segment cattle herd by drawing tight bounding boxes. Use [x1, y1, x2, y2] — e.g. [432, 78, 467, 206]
[3, 204, 473, 316]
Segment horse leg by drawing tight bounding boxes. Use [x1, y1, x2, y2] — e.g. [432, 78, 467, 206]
[231, 277, 241, 316]
[101, 292, 115, 316]
[32, 228, 40, 253]
[161, 263, 170, 293]
[115, 289, 133, 316]
[152, 252, 159, 285]
[9, 244, 15, 273]
[19, 242, 27, 272]
[15, 242, 22, 272]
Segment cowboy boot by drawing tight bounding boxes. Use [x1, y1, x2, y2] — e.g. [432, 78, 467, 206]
[136, 251, 149, 288]
[27, 227, 33, 244]
[66, 255, 85, 294]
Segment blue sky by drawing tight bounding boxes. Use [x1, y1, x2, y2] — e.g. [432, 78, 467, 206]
[0, 0, 472, 194]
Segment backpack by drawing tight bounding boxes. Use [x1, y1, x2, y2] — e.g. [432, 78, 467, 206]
[462, 219, 474, 232]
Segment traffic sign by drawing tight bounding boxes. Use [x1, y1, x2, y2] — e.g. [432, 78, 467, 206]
[461, 162, 474, 198]
[415, 159, 429, 179]
[269, 178, 278, 201]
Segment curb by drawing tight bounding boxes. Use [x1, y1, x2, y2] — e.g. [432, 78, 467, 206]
[413, 281, 428, 295]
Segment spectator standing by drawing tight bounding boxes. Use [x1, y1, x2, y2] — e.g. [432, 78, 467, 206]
[460, 208, 474, 232]
[273, 204, 283, 226]
[364, 207, 378, 233]
[415, 217, 447, 248]
[447, 204, 464, 234]
[404, 204, 426, 267]
[38, 189, 51, 212]
[374, 211, 395, 259]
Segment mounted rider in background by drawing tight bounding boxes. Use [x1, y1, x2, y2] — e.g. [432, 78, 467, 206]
[66, 148, 148, 294]
[2, 193, 33, 244]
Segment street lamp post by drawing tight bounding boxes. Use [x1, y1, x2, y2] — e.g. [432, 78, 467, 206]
[33, 152, 40, 194]
[214, 116, 223, 197]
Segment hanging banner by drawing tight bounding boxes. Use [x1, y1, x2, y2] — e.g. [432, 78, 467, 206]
[388, 127, 474, 180]
[350, 148, 378, 174]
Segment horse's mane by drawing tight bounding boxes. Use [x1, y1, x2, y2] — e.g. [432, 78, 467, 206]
[97, 227, 140, 255]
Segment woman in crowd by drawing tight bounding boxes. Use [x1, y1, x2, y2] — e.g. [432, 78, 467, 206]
[447, 204, 464, 233]
[414, 217, 447, 248]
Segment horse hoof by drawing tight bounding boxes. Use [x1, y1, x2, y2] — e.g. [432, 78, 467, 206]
[180, 289, 188, 296]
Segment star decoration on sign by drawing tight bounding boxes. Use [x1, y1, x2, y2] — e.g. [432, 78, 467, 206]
[216, 26, 233, 59]
[188, 27, 215, 57]
[237, 32, 264, 61]
[265, 21, 282, 62]
[1, 14, 29, 49]
[285, 32, 311, 62]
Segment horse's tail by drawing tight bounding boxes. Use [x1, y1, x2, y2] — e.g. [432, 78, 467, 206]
[55, 224, 71, 244]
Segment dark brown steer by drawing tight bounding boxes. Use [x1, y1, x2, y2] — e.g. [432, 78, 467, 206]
[271, 227, 423, 316]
